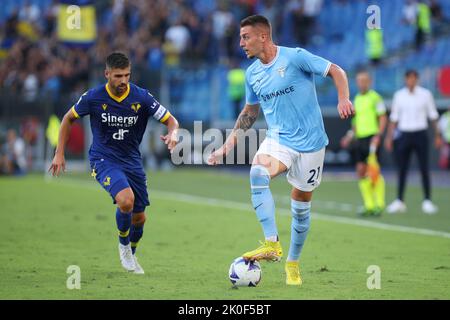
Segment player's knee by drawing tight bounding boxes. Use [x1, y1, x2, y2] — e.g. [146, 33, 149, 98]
[116, 188, 135, 209]
[292, 188, 313, 202]
[250, 165, 271, 189]
[117, 194, 135, 213]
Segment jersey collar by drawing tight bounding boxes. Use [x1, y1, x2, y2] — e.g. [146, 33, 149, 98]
[105, 83, 130, 103]
[260, 46, 280, 68]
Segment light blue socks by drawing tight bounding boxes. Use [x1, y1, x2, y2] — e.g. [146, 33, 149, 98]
[287, 199, 311, 261]
[250, 165, 278, 239]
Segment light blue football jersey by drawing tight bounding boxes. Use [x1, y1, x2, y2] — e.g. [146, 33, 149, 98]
[245, 46, 331, 153]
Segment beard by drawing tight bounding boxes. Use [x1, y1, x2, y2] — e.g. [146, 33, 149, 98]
[115, 84, 127, 94]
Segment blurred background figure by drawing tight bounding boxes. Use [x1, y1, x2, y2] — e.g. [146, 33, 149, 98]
[438, 105, 450, 169]
[340, 70, 387, 217]
[0, 129, 27, 175]
[415, 0, 432, 50]
[211, 0, 235, 64]
[287, 0, 323, 46]
[402, 0, 432, 50]
[384, 70, 442, 215]
[365, 27, 384, 66]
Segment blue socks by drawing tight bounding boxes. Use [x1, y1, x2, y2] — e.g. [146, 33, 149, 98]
[130, 224, 144, 254]
[287, 199, 311, 261]
[116, 208, 131, 246]
[250, 165, 278, 239]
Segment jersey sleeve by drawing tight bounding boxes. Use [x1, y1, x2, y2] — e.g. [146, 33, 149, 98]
[144, 90, 171, 123]
[71, 91, 90, 118]
[292, 48, 331, 77]
[245, 73, 259, 105]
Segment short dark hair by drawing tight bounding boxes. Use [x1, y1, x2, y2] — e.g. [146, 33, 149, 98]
[405, 69, 419, 78]
[240, 15, 271, 29]
[106, 52, 130, 69]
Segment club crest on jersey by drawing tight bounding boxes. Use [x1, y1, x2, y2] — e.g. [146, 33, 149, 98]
[103, 176, 111, 186]
[102, 104, 107, 111]
[131, 103, 141, 113]
[277, 66, 286, 78]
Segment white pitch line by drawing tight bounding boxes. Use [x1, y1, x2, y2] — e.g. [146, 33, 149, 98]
[55, 178, 450, 239]
[151, 190, 450, 239]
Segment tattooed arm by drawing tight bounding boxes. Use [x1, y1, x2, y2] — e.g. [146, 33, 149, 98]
[234, 104, 260, 130]
[207, 104, 260, 165]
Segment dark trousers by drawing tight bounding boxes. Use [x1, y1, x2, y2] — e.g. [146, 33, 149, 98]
[393, 130, 431, 201]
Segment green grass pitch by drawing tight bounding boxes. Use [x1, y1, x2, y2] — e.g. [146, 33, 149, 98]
[1, 168, 449, 299]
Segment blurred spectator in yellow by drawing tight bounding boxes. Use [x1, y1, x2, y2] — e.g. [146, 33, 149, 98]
[415, 0, 432, 49]
[227, 59, 246, 118]
[365, 28, 384, 66]
[165, 18, 191, 60]
[402, 0, 431, 50]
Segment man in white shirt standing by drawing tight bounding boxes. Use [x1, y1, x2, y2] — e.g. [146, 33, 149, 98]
[384, 70, 442, 214]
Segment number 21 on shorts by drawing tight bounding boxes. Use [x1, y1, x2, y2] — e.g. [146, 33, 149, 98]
[307, 166, 321, 185]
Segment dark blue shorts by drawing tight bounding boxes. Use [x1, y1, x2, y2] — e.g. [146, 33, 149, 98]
[90, 158, 150, 213]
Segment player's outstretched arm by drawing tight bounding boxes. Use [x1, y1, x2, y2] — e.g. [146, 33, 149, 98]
[160, 114, 179, 154]
[327, 64, 355, 119]
[207, 103, 260, 165]
[49, 109, 78, 176]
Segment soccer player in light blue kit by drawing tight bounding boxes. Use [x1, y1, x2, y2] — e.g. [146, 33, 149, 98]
[208, 15, 354, 285]
[49, 52, 179, 274]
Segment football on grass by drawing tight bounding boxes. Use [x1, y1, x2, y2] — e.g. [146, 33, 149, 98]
[228, 257, 261, 287]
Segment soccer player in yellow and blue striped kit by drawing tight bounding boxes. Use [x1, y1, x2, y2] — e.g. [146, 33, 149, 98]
[49, 52, 179, 273]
